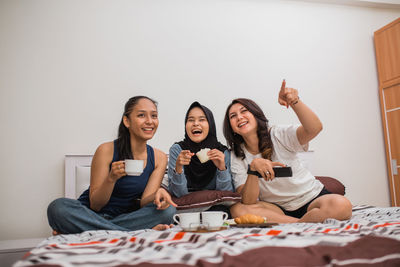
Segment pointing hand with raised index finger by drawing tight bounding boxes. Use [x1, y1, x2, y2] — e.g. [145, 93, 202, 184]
[278, 79, 299, 109]
[278, 79, 288, 108]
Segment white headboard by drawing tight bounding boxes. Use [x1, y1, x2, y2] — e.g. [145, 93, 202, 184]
[64, 151, 314, 198]
[65, 155, 93, 199]
[64, 154, 170, 199]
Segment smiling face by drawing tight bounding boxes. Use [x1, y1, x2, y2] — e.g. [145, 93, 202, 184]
[123, 98, 159, 141]
[228, 103, 258, 137]
[185, 107, 209, 143]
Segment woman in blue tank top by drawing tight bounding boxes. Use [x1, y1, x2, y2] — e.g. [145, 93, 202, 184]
[47, 96, 177, 234]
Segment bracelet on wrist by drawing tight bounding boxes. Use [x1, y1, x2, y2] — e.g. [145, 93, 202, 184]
[247, 164, 260, 177]
[291, 97, 300, 106]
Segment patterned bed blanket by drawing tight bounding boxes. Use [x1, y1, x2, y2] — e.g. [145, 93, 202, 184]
[14, 206, 400, 267]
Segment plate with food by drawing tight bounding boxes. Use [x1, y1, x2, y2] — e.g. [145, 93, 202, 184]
[230, 214, 278, 228]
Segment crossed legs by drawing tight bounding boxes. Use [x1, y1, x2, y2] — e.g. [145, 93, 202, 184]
[230, 194, 352, 223]
[47, 198, 176, 234]
[298, 194, 352, 222]
[230, 201, 299, 223]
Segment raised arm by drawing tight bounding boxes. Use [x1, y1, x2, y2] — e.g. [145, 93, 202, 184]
[167, 144, 192, 197]
[278, 79, 323, 145]
[214, 150, 234, 192]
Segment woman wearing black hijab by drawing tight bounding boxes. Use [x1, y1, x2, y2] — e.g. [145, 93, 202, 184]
[168, 102, 233, 199]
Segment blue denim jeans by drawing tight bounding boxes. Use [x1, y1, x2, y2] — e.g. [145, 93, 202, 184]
[47, 198, 176, 234]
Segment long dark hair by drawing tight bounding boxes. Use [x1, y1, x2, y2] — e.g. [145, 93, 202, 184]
[116, 96, 158, 160]
[223, 98, 273, 160]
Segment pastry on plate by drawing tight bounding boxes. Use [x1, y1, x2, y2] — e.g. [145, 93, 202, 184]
[234, 214, 265, 224]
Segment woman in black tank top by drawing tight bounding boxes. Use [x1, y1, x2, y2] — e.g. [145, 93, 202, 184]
[47, 96, 177, 234]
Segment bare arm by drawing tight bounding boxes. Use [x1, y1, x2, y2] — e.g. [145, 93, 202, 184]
[292, 100, 323, 145]
[236, 175, 260, 204]
[89, 142, 126, 211]
[278, 79, 323, 145]
[140, 149, 169, 207]
[237, 158, 285, 204]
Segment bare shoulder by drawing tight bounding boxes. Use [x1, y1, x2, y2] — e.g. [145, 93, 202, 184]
[95, 141, 113, 154]
[93, 141, 114, 162]
[153, 148, 167, 166]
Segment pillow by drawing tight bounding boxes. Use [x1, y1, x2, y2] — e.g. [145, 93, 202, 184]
[172, 190, 241, 212]
[315, 176, 345, 195]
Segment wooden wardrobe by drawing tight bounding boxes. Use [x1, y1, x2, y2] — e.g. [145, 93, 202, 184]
[374, 17, 400, 206]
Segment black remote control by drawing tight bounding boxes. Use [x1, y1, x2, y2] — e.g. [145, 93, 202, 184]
[272, 166, 293, 177]
[247, 165, 293, 178]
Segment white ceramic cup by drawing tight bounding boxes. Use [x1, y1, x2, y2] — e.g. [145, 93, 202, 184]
[173, 212, 201, 231]
[124, 159, 144, 176]
[201, 211, 228, 230]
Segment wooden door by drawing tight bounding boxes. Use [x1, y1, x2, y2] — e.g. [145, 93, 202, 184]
[374, 17, 400, 206]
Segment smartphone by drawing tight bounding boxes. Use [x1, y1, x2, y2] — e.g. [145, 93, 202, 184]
[256, 166, 293, 178]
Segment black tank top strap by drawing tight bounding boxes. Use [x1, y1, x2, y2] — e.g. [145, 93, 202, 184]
[112, 140, 119, 162]
[146, 144, 155, 169]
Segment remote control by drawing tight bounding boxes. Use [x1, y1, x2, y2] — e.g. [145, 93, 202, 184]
[272, 166, 292, 177]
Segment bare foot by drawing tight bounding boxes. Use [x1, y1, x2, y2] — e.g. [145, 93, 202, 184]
[52, 230, 60, 236]
[152, 224, 174, 231]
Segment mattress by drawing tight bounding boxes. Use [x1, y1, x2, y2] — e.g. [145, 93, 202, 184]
[14, 205, 400, 267]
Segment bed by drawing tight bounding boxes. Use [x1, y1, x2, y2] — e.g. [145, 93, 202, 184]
[13, 155, 400, 267]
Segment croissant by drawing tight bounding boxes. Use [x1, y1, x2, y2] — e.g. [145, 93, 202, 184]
[234, 214, 265, 224]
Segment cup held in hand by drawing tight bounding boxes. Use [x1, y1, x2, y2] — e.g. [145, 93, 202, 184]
[124, 159, 144, 176]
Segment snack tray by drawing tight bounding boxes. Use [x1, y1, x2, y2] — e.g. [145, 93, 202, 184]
[182, 226, 229, 232]
[230, 222, 278, 228]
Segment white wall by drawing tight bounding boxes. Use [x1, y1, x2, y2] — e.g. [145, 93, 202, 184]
[0, 0, 399, 240]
